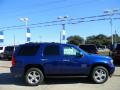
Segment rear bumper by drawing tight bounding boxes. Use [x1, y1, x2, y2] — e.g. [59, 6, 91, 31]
[10, 66, 24, 78]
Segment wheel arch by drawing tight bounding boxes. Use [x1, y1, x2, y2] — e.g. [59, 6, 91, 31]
[90, 63, 110, 76]
[24, 64, 44, 75]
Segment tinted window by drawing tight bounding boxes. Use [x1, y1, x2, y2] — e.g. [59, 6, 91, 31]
[0, 47, 3, 50]
[17, 45, 40, 56]
[116, 44, 120, 50]
[44, 45, 60, 56]
[5, 46, 14, 51]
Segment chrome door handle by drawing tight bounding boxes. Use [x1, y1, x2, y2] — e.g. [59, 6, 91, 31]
[41, 59, 48, 61]
[63, 59, 70, 62]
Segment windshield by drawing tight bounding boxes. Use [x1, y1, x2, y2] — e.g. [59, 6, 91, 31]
[0, 47, 3, 50]
[116, 44, 120, 50]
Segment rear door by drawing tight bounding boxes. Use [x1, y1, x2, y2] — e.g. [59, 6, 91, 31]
[42, 44, 63, 75]
[15, 44, 40, 66]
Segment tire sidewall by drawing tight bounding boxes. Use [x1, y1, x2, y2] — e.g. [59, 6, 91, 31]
[91, 66, 109, 84]
[25, 68, 44, 86]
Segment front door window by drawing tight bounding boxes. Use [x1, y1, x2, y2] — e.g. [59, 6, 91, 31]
[64, 46, 79, 56]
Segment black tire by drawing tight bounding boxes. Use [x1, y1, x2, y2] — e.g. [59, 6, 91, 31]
[25, 68, 44, 86]
[91, 66, 109, 84]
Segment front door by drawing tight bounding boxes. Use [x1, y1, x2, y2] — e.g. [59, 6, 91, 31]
[61, 45, 87, 75]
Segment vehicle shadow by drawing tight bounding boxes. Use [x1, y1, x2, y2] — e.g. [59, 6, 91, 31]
[0, 73, 25, 85]
[44, 77, 93, 85]
[0, 73, 94, 86]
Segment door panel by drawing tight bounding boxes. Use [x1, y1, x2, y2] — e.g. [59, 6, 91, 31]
[42, 44, 63, 75]
[42, 56, 62, 74]
[61, 45, 87, 75]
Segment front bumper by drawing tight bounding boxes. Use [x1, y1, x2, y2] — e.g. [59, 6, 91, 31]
[109, 65, 115, 77]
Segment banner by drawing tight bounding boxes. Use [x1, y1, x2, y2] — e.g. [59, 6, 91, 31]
[62, 30, 66, 40]
[26, 27, 31, 42]
[0, 31, 4, 43]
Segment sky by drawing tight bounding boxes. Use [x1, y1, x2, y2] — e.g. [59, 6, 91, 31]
[0, 0, 120, 45]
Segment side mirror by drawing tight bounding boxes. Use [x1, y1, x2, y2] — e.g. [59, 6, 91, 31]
[76, 52, 84, 58]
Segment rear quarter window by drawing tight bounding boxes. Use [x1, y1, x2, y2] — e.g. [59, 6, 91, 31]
[17, 45, 40, 56]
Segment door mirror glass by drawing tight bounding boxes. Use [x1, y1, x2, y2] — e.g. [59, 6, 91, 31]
[76, 52, 84, 57]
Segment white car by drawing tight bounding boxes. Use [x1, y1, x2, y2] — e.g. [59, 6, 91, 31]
[0, 46, 5, 59]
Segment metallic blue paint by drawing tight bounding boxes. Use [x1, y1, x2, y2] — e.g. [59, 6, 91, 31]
[10, 43, 115, 77]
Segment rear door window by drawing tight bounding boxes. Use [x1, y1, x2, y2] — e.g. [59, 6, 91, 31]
[44, 45, 60, 56]
[17, 45, 40, 56]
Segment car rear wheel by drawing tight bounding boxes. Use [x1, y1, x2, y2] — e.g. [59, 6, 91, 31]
[25, 68, 44, 86]
[91, 66, 109, 84]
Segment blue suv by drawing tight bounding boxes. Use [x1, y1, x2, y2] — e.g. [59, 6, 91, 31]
[10, 43, 115, 86]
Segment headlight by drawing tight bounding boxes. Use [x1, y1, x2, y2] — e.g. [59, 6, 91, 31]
[110, 59, 113, 64]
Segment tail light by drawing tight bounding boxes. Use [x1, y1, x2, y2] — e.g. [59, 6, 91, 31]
[11, 54, 16, 67]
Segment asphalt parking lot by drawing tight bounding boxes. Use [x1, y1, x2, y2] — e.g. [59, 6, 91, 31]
[0, 60, 120, 90]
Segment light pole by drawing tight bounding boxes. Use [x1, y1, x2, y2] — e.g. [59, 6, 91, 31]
[20, 18, 30, 43]
[57, 16, 68, 43]
[104, 9, 119, 45]
[20, 18, 29, 28]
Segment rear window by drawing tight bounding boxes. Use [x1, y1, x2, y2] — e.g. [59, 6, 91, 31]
[5, 46, 14, 51]
[17, 45, 40, 56]
[0, 47, 3, 50]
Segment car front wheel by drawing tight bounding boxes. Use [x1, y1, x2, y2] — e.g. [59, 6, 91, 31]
[91, 66, 109, 84]
[25, 68, 44, 86]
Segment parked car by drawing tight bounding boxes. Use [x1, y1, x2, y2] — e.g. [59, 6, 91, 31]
[10, 43, 115, 86]
[111, 43, 120, 64]
[0, 46, 5, 59]
[79, 44, 98, 54]
[2, 46, 16, 60]
[97, 45, 106, 52]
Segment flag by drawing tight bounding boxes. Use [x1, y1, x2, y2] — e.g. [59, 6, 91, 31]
[26, 27, 31, 42]
[0, 31, 4, 43]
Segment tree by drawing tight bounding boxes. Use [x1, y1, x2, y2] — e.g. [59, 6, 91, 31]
[86, 34, 111, 46]
[67, 35, 84, 46]
[113, 34, 120, 44]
